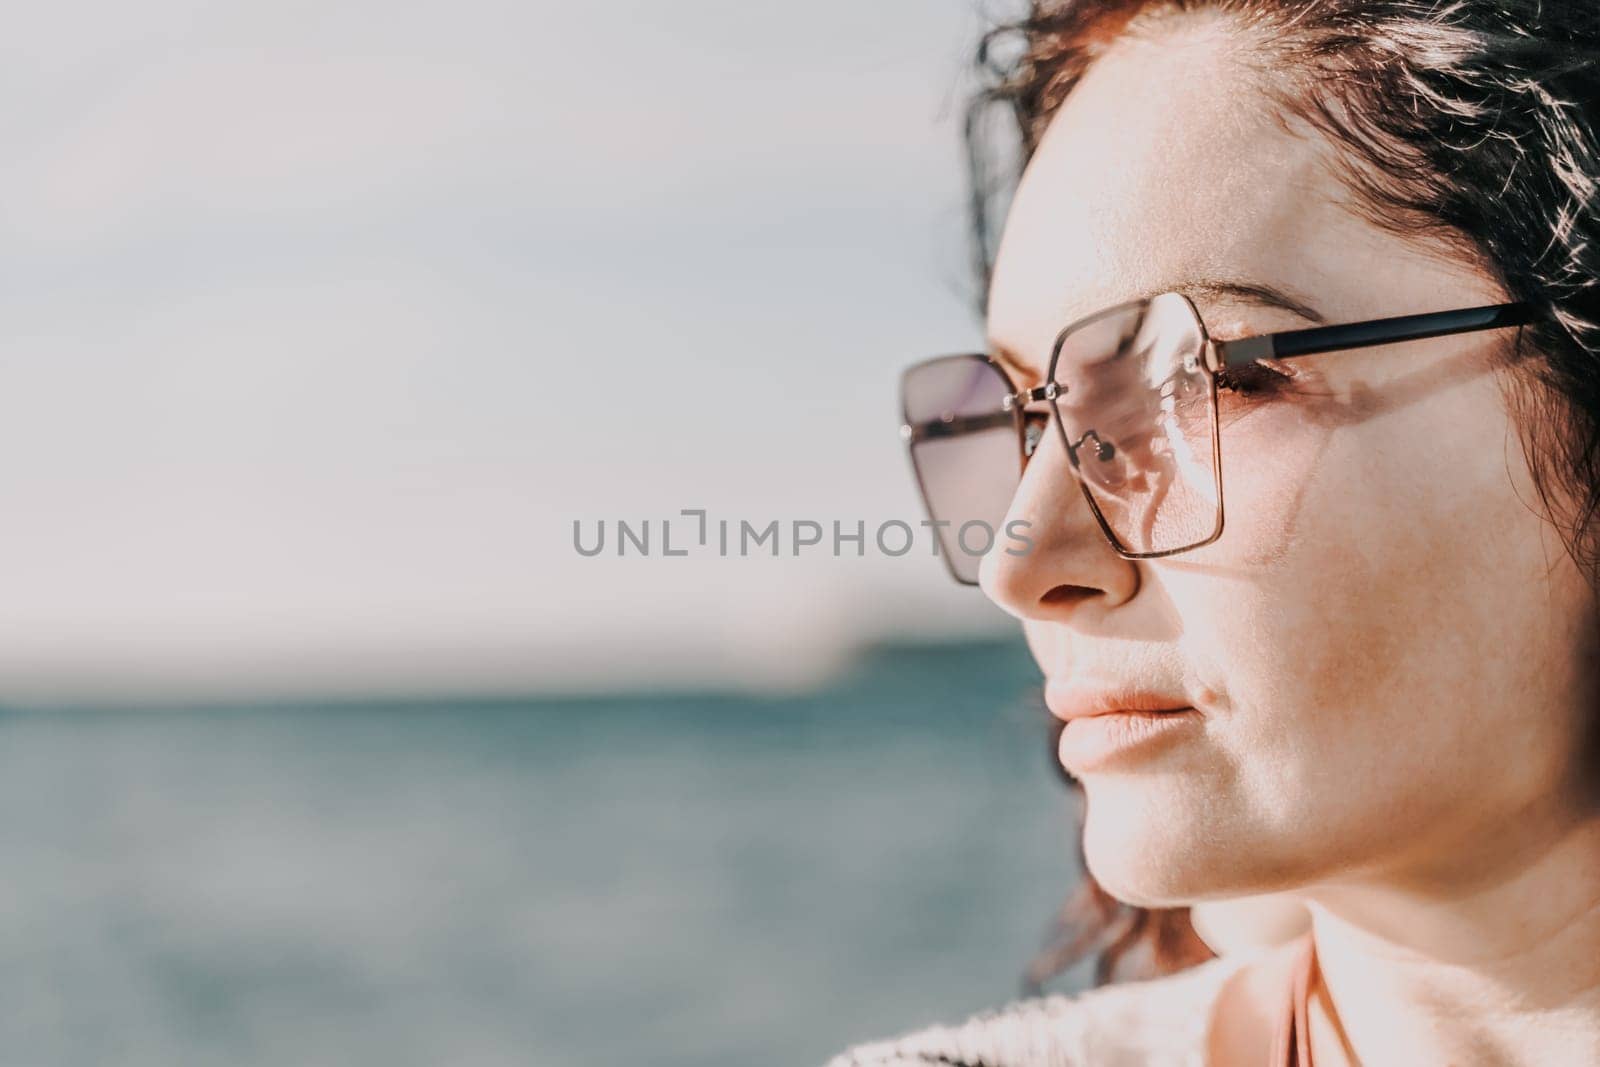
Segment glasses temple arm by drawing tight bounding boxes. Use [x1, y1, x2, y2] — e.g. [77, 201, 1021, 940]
[900, 410, 1017, 444]
[1212, 302, 1534, 369]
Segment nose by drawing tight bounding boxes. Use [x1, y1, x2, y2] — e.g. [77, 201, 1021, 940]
[978, 414, 1141, 622]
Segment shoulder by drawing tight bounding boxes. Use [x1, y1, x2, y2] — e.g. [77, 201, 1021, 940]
[824, 951, 1265, 1067]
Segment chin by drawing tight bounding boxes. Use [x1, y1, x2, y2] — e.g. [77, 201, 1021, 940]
[1078, 780, 1260, 907]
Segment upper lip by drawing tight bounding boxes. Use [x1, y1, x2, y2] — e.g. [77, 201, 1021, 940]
[1044, 679, 1195, 722]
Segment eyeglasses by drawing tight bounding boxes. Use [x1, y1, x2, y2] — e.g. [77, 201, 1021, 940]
[900, 291, 1534, 584]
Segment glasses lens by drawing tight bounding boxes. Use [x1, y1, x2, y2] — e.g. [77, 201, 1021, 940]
[901, 355, 1021, 583]
[1048, 292, 1220, 555]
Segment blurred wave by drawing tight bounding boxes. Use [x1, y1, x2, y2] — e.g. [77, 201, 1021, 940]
[0, 635, 1081, 1067]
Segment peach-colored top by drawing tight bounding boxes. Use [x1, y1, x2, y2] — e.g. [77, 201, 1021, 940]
[1270, 932, 1318, 1066]
[826, 936, 1321, 1066]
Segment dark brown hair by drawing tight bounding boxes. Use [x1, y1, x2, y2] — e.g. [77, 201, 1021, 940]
[963, 0, 1600, 992]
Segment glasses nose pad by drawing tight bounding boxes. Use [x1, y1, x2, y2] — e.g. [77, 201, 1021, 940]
[1066, 429, 1117, 466]
[1069, 431, 1132, 496]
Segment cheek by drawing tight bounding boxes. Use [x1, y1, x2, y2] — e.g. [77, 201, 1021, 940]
[1183, 374, 1587, 855]
[1214, 397, 1411, 699]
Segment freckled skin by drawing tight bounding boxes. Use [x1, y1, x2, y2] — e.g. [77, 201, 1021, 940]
[979, 13, 1599, 913]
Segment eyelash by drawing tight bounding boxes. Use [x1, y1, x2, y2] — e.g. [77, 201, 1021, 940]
[1216, 361, 1291, 398]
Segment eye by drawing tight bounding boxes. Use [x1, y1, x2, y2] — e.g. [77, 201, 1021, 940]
[1021, 410, 1049, 458]
[1217, 360, 1293, 397]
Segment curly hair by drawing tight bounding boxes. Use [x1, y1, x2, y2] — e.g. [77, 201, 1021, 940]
[962, 0, 1600, 993]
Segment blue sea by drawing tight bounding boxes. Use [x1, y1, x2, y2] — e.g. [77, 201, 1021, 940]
[0, 637, 1089, 1066]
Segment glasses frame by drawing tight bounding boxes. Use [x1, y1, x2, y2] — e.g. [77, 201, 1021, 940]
[902, 294, 1536, 583]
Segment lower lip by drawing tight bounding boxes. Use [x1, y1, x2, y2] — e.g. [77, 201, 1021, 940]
[1058, 708, 1201, 772]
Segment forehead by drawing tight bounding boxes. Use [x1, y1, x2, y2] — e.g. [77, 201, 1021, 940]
[985, 15, 1362, 365]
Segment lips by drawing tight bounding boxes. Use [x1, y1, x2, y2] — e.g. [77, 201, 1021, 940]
[1044, 679, 1195, 722]
[1044, 678, 1205, 772]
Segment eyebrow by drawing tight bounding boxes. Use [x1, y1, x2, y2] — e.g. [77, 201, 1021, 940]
[1151, 278, 1326, 324]
[988, 278, 1327, 381]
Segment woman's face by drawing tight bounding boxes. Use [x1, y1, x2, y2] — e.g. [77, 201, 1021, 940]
[981, 15, 1600, 907]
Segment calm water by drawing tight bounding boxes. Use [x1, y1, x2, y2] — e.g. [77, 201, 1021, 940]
[0, 638, 1086, 1066]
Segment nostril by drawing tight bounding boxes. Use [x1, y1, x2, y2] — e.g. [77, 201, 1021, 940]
[1040, 583, 1097, 610]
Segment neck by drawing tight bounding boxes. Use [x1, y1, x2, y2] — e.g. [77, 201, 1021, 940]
[1304, 813, 1600, 1067]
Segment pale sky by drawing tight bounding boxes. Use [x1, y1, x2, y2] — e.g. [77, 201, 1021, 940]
[0, 0, 1026, 703]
